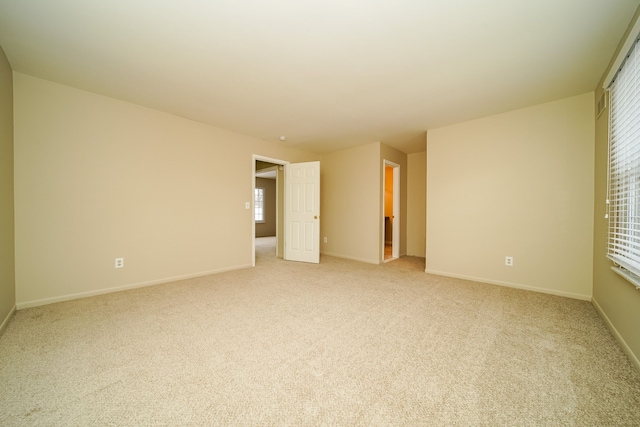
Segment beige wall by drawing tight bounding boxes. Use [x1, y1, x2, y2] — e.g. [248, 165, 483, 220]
[13, 73, 317, 308]
[427, 93, 594, 300]
[592, 6, 640, 369]
[407, 151, 426, 257]
[321, 142, 381, 263]
[320, 141, 408, 263]
[0, 45, 15, 332]
[255, 177, 276, 237]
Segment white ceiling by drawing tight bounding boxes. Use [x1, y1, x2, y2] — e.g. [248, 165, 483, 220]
[1, 1, 638, 154]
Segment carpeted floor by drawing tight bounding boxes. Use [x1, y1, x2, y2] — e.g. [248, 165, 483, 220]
[1, 236, 639, 426]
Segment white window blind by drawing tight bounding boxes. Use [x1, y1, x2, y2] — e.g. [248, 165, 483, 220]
[254, 187, 265, 222]
[607, 36, 640, 288]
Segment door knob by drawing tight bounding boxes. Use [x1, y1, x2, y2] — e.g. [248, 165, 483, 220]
[314, 215, 318, 219]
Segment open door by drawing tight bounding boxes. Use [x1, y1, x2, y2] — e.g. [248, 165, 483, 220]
[285, 161, 320, 263]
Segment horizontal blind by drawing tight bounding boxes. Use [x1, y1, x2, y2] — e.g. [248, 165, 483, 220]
[608, 36, 640, 284]
[255, 187, 264, 222]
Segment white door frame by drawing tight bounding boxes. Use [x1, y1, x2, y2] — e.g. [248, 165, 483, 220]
[382, 160, 400, 262]
[252, 154, 289, 267]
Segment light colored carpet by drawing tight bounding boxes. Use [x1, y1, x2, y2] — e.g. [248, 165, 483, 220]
[1, 236, 639, 426]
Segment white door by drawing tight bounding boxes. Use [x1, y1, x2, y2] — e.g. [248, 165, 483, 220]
[285, 161, 320, 263]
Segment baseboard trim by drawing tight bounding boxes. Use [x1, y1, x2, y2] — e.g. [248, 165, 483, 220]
[16, 264, 253, 310]
[321, 251, 379, 265]
[592, 297, 640, 373]
[424, 269, 592, 301]
[0, 305, 16, 336]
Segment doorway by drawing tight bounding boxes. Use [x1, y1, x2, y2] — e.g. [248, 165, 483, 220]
[252, 155, 288, 267]
[383, 160, 400, 262]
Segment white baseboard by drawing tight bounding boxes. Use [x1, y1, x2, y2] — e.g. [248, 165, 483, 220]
[0, 304, 16, 336]
[424, 269, 592, 301]
[321, 251, 380, 265]
[16, 264, 253, 310]
[592, 297, 640, 373]
[322, 251, 411, 265]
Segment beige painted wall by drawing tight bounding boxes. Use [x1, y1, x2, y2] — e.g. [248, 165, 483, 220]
[380, 143, 407, 258]
[407, 151, 426, 257]
[320, 142, 407, 263]
[255, 177, 276, 237]
[320, 142, 380, 263]
[427, 93, 594, 300]
[0, 45, 15, 332]
[592, 6, 640, 369]
[13, 73, 317, 308]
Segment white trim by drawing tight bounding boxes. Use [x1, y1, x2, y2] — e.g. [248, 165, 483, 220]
[610, 265, 640, 289]
[321, 251, 380, 265]
[0, 305, 16, 336]
[592, 297, 640, 373]
[16, 264, 252, 310]
[424, 268, 592, 301]
[603, 17, 640, 88]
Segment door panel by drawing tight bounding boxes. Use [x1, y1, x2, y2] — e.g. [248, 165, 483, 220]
[285, 161, 320, 263]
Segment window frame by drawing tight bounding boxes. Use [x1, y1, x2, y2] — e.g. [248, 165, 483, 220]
[606, 34, 640, 289]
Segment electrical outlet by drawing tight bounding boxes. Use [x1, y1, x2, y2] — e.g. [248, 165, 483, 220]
[505, 256, 513, 267]
[115, 257, 124, 268]
[324, 237, 327, 243]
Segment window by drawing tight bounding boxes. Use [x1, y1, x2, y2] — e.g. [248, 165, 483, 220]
[607, 36, 640, 289]
[255, 187, 265, 223]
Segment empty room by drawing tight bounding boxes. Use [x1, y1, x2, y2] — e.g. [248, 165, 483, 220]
[1, 1, 640, 425]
